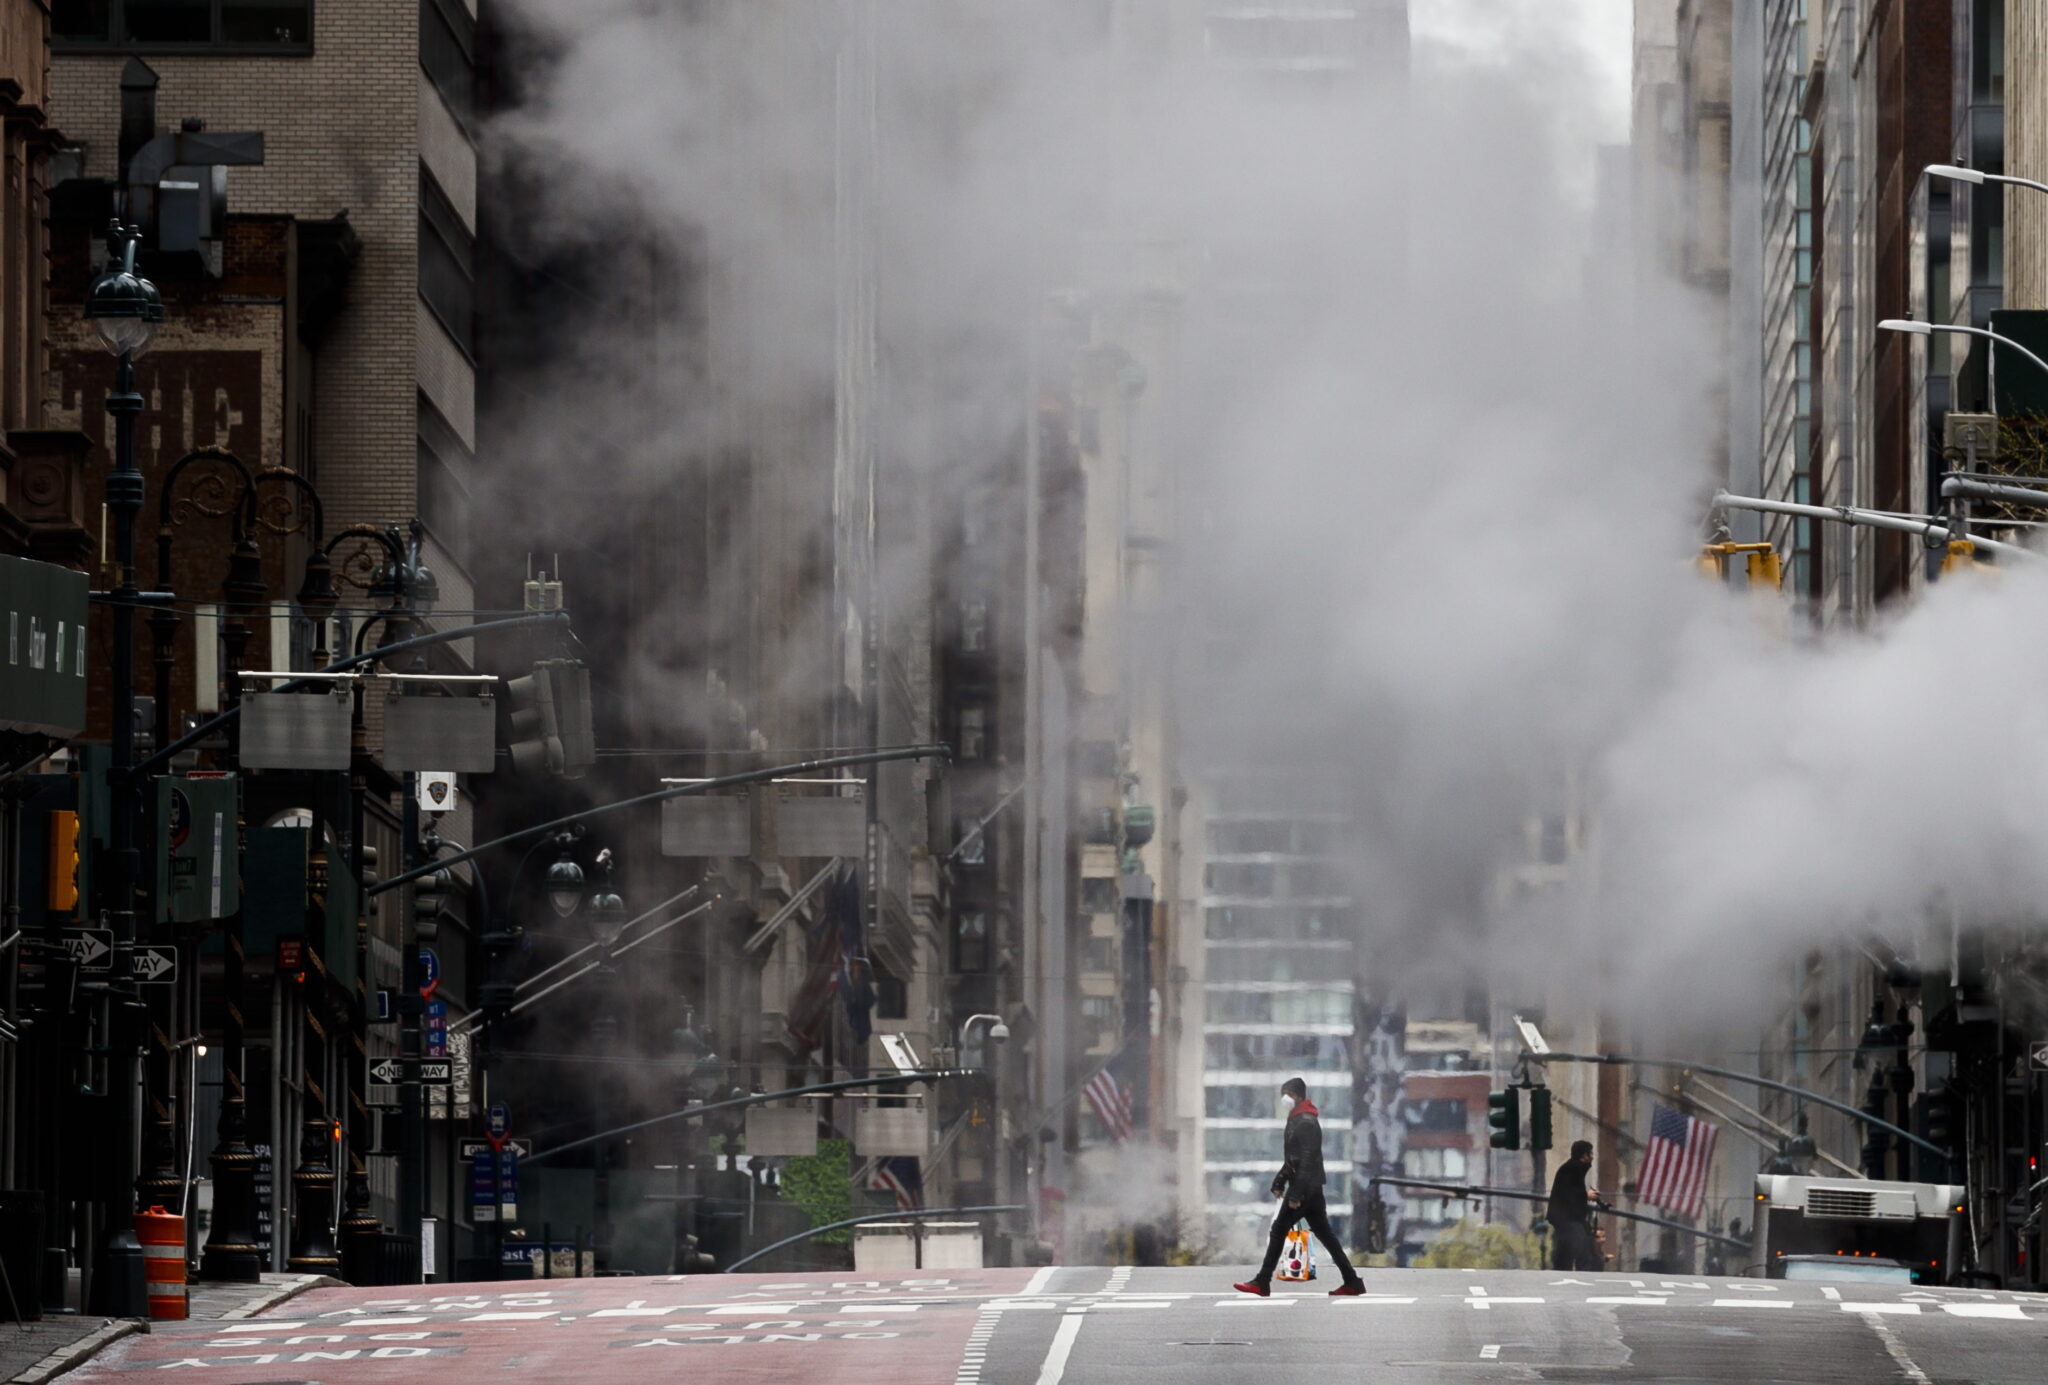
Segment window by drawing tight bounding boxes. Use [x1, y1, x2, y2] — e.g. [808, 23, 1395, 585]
[874, 960, 907, 1021]
[952, 911, 988, 973]
[419, 170, 474, 355]
[1083, 935, 1117, 973]
[1080, 876, 1119, 915]
[1401, 1098, 1469, 1133]
[420, 0, 475, 128]
[957, 706, 986, 760]
[56, 0, 313, 49]
[959, 598, 987, 652]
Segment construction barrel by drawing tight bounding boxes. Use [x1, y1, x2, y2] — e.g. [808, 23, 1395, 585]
[136, 1206, 187, 1320]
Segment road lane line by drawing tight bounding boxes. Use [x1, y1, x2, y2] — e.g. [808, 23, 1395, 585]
[1466, 1297, 1543, 1309]
[1866, 1318, 1930, 1383]
[1035, 1311, 1087, 1385]
[1586, 1296, 1673, 1305]
[1712, 1299, 1792, 1309]
[1023, 1266, 1057, 1296]
[1480, 1345, 1501, 1360]
[1940, 1303, 2026, 1319]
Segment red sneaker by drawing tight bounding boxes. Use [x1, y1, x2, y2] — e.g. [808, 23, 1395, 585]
[1328, 1283, 1366, 1297]
[1231, 1281, 1269, 1297]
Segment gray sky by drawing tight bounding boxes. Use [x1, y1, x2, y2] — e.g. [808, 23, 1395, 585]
[1412, 0, 1634, 141]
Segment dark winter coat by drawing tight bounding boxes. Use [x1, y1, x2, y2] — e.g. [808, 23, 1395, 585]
[1271, 1098, 1327, 1204]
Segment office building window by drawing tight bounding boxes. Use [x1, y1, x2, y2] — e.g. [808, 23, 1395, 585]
[419, 170, 474, 355]
[956, 706, 986, 760]
[56, 1, 313, 49]
[952, 911, 989, 973]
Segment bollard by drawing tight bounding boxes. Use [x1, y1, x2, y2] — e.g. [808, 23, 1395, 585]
[135, 1206, 187, 1320]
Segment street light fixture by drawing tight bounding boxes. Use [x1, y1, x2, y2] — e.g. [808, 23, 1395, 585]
[1878, 318, 2048, 380]
[85, 228, 165, 356]
[587, 849, 626, 955]
[959, 1013, 1009, 1054]
[1923, 163, 2048, 198]
[545, 850, 586, 918]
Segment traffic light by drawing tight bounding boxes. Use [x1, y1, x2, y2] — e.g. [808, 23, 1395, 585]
[360, 844, 381, 919]
[504, 663, 562, 776]
[413, 867, 453, 942]
[1488, 1088, 1521, 1151]
[504, 659, 593, 778]
[1527, 1086, 1553, 1152]
[1915, 1089, 1958, 1182]
[46, 809, 80, 914]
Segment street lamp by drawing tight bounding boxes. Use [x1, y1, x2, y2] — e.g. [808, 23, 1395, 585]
[959, 1013, 1008, 1064]
[545, 850, 586, 919]
[586, 849, 626, 958]
[1878, 318, 2048, 380]
[1923, 163, 2048, 199]
[82, 221, 165, 1317]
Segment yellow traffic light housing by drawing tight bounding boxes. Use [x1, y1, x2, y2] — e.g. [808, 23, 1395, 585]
[1940, 539, 1976, 575]
[46, 809, 80, 913]
[1699, 542, 1784, 591]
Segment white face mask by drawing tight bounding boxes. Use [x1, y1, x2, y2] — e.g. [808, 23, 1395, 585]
[1277, 1093, 1296, 1120]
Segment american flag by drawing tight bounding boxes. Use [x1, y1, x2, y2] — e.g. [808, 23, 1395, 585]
[1082, 1059, 1135, 1143]
[869, 1156, 922, 1212]
[1637, 1103, 1719, 1221]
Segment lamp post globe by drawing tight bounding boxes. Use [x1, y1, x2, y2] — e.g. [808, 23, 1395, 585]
[545, 855, 585, 918]
[85, 235, 165, 357]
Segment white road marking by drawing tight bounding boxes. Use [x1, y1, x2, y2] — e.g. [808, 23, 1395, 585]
[1467, 1298, 1544, 1309]
[1586, 1296, 1672, 1306]
[988, 1300, 1062, 1311]
[707, 1303, 800, 1315]
[1480, 1345, 1501, 1360]
[1712, 1299, 1792, 1309]
[219, 1324, 300, 1333]
[1819, 1286, 1841, 1301]
[1336, 1297, 1416, 1304]
[349, 1317, 429, 1326]
[461, 1311, 554, 1321]
[1089, 1300, 1171, 1309]
[1840, 1303, 1921, 1315]
[1034, 1311, 1087, 1385]
[1103, 1265, 1133, 1295]
[1940, 1303, 2026, 1319]
[1023, 1266, 1058, 1297]
[1866, 1317, 1930, 1383]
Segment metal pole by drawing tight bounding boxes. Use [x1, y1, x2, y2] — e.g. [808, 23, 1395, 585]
[90, 321, 148, 1318]
[1367, 1177, 1750, 1252]
[1713, 491, 2038, 560]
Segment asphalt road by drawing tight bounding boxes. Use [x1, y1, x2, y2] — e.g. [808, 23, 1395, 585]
[63, 1265, 2048, 1382]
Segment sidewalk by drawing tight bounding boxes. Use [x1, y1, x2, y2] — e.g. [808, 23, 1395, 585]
[1, 1272, 340, 1384]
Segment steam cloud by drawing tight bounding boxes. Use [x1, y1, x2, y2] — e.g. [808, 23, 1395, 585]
[484, 1, 2048, 1041]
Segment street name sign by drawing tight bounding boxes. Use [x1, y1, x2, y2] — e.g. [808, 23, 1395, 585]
[63, 928, 113, 971]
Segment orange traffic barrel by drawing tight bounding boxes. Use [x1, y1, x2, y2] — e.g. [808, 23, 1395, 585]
[136, 1206, 187, 1320]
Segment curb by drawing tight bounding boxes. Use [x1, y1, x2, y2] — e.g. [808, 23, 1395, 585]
[10, 1319, 144, 1385]
[216, 1275, 345, 1321]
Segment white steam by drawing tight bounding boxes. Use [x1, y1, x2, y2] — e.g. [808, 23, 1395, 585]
[485, 1, 2048, 1040]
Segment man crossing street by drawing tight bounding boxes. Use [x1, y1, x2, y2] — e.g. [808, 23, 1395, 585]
[1234, 1077, 1366, 1296]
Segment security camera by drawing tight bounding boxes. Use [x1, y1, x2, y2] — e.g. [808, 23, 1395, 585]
[989, 1021, 1010, 1042]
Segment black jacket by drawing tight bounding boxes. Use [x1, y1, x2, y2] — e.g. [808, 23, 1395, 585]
[1547, 1158, 1593, 1228]
[1272, 1099, 1327, 1203]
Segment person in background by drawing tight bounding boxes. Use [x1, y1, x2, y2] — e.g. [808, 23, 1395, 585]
[1233, 1077, 1367, 1297]
[1547, 1139, 1599, 1271]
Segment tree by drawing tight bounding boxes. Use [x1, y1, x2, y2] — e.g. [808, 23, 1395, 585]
[1412, 1218, 1546, 1271]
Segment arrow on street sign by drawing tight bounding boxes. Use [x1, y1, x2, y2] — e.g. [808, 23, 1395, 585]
[2031, 1041, 2048, 1073]
[62, 928, 114, 971]
[134, 946, 177, 983]
[459, 1138, 532, 1159]
[369, 1058, 454, 1085]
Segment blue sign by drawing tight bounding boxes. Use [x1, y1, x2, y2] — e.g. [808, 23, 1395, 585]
[418, 946, 440, 987]
[470, 1148, 499, 1222]
[374, 989, 393, 1022]
[488, 1102, 509, 1138]
[500, 1148, 519, 1220]
[426, 999, 448, 1059]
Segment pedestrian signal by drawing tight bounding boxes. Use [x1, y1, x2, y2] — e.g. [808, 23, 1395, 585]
[1528, 1086, 1553, 1152]
[1487, 1088, 1521, 1151]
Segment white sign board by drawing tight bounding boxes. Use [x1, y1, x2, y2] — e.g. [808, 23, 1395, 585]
[417, 771, 459, 815]
[853, 1104, 927, 1158]
[744, 1106, 818, 1158]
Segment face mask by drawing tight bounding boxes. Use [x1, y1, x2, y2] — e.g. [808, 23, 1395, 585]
[1277, 1093, 1295, 1120]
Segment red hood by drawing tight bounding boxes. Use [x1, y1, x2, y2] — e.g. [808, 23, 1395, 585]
[1295, 1098, 1319, 1118]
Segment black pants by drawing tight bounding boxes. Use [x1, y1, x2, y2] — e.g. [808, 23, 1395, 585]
[1255, 1190, 1360, 1287]
[1551, 1218, 1596, 1272]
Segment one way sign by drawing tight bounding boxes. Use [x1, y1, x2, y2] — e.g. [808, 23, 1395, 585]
[2031, 1041, 2048, 1073]
[134, 946, 177, 983]
[62, 929, 113, 971]
[369, 1059, 451, 1085]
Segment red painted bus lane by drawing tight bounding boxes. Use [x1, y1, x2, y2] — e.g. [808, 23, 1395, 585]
[69, 1270, 1040, 1383]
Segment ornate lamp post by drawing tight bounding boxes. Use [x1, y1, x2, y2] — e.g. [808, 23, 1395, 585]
[82, 222, 164, 1317]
